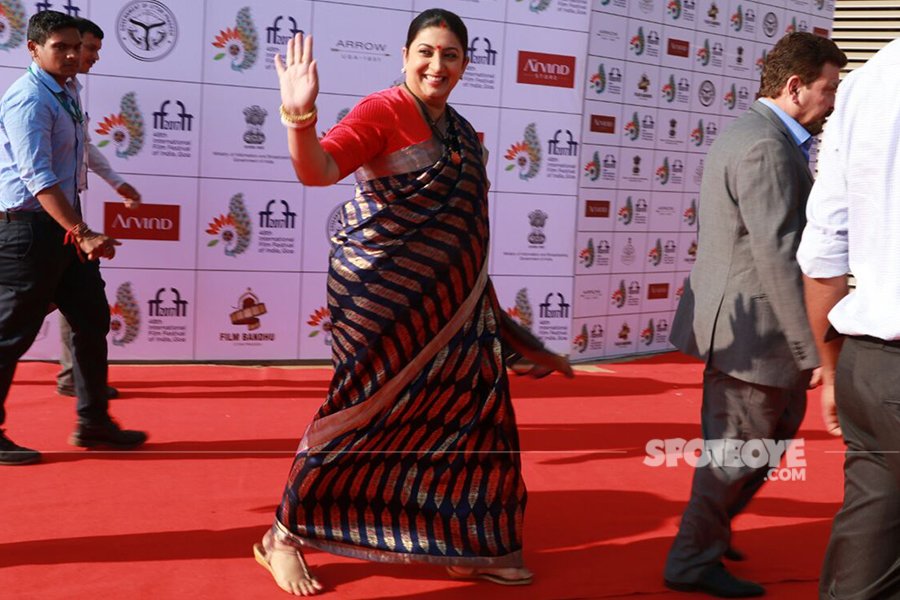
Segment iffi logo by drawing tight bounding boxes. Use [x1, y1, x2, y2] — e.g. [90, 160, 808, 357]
[266, 15, 301, 46]
[212, 7, 258, 72]
[96, 92, 144, 159]
[152, 100, 193, 131]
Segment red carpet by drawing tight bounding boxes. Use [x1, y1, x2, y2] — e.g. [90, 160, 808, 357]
[1, 355, 843, 599]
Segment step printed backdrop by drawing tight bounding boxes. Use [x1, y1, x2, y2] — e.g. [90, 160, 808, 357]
[0, 0, 832, 362]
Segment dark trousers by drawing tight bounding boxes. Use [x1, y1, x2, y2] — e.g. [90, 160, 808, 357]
[820, 337, 900, 599]
[57, 313, 74, 388]
[664, 365, 807, 583]
[0, 216, 110, 425]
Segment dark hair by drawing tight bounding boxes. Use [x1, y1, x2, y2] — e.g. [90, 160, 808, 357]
[758, 32, 847, 98]
[75, 17, 104, 40]
[28, 10, 78, 45]
[405, 8, 468, 54]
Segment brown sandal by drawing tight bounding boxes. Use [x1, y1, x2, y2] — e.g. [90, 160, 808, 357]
[253, 542, 323, 596]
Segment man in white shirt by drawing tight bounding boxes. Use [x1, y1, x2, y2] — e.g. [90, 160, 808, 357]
[56, 17, 142, 400]
[798, 38, 900, 600]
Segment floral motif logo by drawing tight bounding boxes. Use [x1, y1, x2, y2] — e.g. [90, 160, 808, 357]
[207, 193, 252, 257]
[648, 238, 663, 266]
[683, 198, 697, 226]
[579, 239, 595, 267]
[584, 150, 600, 181]
[624, 112, 640, 141]
[696, 39, 710, 67]
[611, 279, 626, 308]
[661, 75, 676, 103]
[630, 27, 645, 56]
[505, 123, 541, 181]
[756, 49, 767, 74]
[785, 16, 797, 35]
[723, 84, 736, 111]
[307, 307, 332, 344]
[110, 282, 140, 347]
[656, 157, 670, 185]
[573, 324, 588, 353]
[212, 7, 258, 72]
[667, 0, 682, 19]
[730, 5, 743, 31]
[589, 64, 606, 94]
[618, 322, 631, 341]
[618, 197, 634, 225]
[690, 119, 705, 147]
[0, 0, 26, 51]
[640, 319, 655, 346]
[96, 92, 144, 159]
[516, 0, 552, 13]
[506, 288, 534, 331]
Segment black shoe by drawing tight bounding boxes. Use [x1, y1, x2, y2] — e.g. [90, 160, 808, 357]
[69, 419, 147, 449]
[0, 429, 41, 465]
[724, 546, 746, 561]
[665, 563, 765, 598]
[57, 385, 120, 399]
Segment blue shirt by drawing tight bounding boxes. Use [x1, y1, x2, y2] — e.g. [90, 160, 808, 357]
[758, 98, 812, 161]
[0, 63, 84, 211]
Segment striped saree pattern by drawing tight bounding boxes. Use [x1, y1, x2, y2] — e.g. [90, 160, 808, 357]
[272, 106, 526, 567]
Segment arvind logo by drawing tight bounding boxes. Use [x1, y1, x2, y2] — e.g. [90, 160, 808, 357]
[468, 36, 497, 66]
[647, 283, 670, 300]
[307, 307, 332, 345]
[212, 7, 258, 72]
[656, 157, 670, 184]
[579, 239, 595, 267]
[691, 120, 704, 146]
[505, 123, 541, 180]
[630, 27, 645, 56]
[585, 200, 610, 219]
[105, 203, 180, 241]
[207, 193, 252, 256]
[516, 0, 551, 13]
[0, 0, 26, 51]
[624, 112, 640, 141]
[667, 0, 682, 18]
[730, 4, 743, 31]
[683, 198, 697, 226]
[109, 282, 140, 347]
[152, 99, 193, 131]
[148, 287, 188, 318]
[590, 114, 615, 134]
[517, 50, 575, 88]
[96, 92, 144, 159]
[589, 64, 606, 93]
[667, 38, 690, 58]
[506, 288, 534, 331]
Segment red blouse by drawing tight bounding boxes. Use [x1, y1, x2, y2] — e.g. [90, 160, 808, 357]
[320, 86, 432, 180]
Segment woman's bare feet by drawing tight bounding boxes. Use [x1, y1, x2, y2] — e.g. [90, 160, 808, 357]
[253, 534, 323, 596]
[447, 565, 534, 586]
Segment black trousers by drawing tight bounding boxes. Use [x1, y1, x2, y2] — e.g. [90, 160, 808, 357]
[820, 337, 900, 599]
[665, 364, 807, 583]
[0, 215, 110, 425]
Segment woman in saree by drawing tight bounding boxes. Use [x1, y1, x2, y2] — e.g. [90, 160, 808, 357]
[255, 9, 573, 596]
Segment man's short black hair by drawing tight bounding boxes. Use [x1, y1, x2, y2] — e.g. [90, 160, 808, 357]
[27, 10, 78, 45]
[75, 17, 104, 40]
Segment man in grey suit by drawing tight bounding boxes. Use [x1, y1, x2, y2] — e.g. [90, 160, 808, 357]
[664, 32, 846, 597]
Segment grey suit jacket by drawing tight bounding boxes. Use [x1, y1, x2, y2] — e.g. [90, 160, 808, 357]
[670, 100, 819, 389]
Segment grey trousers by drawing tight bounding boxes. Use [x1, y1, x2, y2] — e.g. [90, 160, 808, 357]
[820, 337, 900, 599]
[664, 364, 807, 583]
[57, 313, 74, 389]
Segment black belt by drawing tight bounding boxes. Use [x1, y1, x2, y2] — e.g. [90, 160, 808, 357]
[0, 210, 54, 222]
[850, 335, 900, 349]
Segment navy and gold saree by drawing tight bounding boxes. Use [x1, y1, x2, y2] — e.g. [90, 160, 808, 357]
[271, 104, 527, 568]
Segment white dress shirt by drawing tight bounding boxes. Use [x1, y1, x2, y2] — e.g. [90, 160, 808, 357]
[797, 39, 900, 340]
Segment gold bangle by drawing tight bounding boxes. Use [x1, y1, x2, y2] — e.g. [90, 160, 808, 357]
[280, 104, 317, 123]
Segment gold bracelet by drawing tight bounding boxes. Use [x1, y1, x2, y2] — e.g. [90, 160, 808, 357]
[279, 104, 317, 123]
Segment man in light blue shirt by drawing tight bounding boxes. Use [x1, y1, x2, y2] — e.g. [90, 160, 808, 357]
[0, 10, 146, 466]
